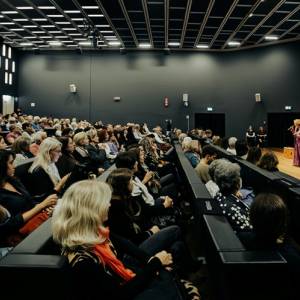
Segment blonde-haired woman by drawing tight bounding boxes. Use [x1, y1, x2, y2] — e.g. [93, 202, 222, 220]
[52, 180, 187, 300]
[28, 137, 69, 196]
[73, 131, 90, 165]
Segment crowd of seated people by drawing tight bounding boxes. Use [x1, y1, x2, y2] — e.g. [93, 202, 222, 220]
[1, 111, 299, 299]
[0, 112, 202, 299]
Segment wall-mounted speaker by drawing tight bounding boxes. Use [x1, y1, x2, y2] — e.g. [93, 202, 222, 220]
[255, 93, 261, 102]
[69, 84, 77, 93]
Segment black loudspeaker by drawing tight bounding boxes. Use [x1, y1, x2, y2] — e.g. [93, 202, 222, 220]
[163, 48, 171, 55]
[76, 47, 83, 55]
[120, 48, 127, 55]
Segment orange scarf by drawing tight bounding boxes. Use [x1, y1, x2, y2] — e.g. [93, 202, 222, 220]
[94, 227, 136, 282]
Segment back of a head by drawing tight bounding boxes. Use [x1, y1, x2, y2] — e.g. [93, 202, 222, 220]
[258, 151, 279, 171]
[228, 137, 237, 149]
[202, 145, 217, 158]
[115, 151, 137, 169]
[246, 147, 262, 165]
[52, 180, 112, 249]
[12, 136, 30, 154]
[214, 160, 241, 196]
[235, 140, 248, 157]
[208, 158, 228, 181]
[107, 168, 133, 198]
[250, 193, 287, 243]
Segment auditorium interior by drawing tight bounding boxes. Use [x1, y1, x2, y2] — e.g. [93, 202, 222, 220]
[0, 1, 300, 300]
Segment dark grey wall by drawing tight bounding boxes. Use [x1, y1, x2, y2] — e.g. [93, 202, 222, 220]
[18, 42, 300, 138]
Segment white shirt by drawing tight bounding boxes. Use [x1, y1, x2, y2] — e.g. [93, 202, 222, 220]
[132, 176, 155, 206]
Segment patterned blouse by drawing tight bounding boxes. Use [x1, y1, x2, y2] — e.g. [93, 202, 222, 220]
[215, 192, 253, 232]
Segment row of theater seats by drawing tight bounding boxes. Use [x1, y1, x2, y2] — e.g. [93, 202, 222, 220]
[207, 144, 300, 243]
[174, 142, 298, 300]
[0, 164, 117, 300]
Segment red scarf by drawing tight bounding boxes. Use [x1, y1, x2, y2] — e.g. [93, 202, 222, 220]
[94, 227, 135, 282]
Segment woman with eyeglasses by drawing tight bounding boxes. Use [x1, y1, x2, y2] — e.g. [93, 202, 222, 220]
[28, 137, 69, 196]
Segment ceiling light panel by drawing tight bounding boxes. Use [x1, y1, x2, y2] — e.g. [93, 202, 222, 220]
[4, 0, 299, 51]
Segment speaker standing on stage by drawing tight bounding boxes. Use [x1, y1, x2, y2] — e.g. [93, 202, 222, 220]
[291, 119, 300, 167]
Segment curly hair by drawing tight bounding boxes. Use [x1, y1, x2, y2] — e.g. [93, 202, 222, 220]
[214, 160, 241, 196]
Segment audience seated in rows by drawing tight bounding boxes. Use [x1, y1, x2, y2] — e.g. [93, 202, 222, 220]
[52, 180, 200, 300]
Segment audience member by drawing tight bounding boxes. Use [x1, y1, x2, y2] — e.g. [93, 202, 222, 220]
[258, 151, 279, 172]
[195, 145, 217, 183]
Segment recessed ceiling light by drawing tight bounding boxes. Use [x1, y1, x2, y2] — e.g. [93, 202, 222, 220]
[0, 22, 15, 25]
[23, 36, 36, 39]
[11, 28, 25, 31]
[33, 41, 46, 43]
[96, 25, 110, 27]
[88, 14, 104, 17]
[24, 25, 38, 28]
[100, 31, 113, 33]
[16, 7, 33, 10]
[13, 19, 28, 21]
[139, 43, 151, 48]
[249, 13, 253, 17]
[38, 6, 56, 10]
[40, 36, 52, 39]
[168, 42, 180, 46]
[55, 36, 68, 38]
[228, 41, 241, 46]
[78, 41, 92, 46]
[55, 22, 71, 24]
[265, 35, 278, 41]
[49, 31, 62, 33]
[20, 42, 33, 46]
[66, 44, 78, 47]
[196, 44, 209, 49]
[64, 10, 80, 14]
[48, 41, 62, 46]
[47, 15, 64, 18]
[61, 40, 74, 43]
[63, 28, 77, 31]
[82, 6, 99, 9]
[32, 18, 47, 21]
[71, 18, 84, 21]
[41, 25, 55, 28]
[69, 33, 82, 36]
[1, 11, 18, 14]
[108, 41, 121, 46]
[32, 31, 45, 33]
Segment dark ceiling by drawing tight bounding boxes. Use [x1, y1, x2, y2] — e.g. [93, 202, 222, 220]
[0, 0, 299, 51]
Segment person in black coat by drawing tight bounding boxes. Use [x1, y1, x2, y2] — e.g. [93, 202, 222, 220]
[56, 136, 78, 177]
[0, 149, 57, 246]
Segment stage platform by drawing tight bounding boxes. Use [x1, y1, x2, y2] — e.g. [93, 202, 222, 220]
[269, 148, 300, 180]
